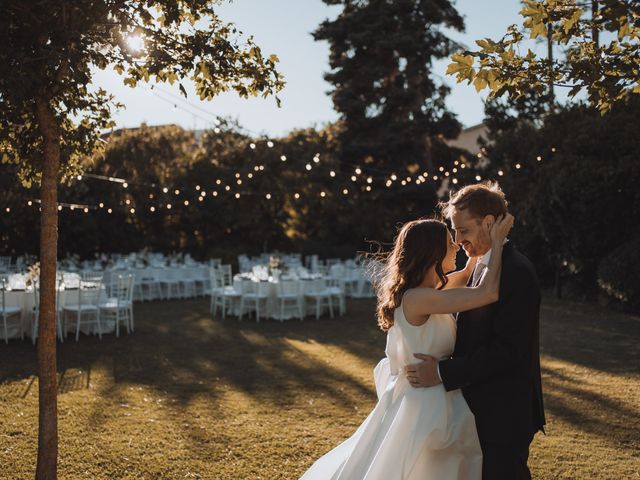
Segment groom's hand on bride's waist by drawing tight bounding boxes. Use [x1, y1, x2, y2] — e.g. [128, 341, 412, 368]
[405, 354, 442, 388]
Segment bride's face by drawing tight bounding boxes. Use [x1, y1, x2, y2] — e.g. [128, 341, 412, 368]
[443, 231, 460, 273]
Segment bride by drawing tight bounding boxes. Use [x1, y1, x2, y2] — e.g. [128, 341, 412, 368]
[300, 214, 513, 480]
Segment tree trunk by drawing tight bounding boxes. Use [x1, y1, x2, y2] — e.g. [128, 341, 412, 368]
[34, 96, 60, 480]
[592, 0, 599, 48]
[547, 23, 555, 113]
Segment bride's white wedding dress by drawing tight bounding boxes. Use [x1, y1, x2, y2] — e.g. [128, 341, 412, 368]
[300, 302, 482, 480]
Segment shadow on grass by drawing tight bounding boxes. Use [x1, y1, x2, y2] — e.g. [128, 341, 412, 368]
[541, 365, 639, 449]
[1, 298, 381, 411]
[539, 297, 640, 376]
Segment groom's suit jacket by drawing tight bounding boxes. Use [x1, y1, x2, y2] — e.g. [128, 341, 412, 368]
[439, 242, 546, 445]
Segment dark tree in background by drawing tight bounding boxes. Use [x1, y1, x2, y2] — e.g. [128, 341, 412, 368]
[314, 0, 465, 174]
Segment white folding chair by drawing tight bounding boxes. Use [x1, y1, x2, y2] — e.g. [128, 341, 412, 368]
[98, 273, 134, 337]
[304, 278, 334, 320]
[275, 280, 304, 321]
[62, 278, 103, 341]
[1, 278, 22, 343]
[210, 268, 241, 320]
[238, 281, 270, 322]
[159, 268, 182, 299]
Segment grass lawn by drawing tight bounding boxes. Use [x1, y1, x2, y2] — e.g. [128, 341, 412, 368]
[1, 296, 639, 479]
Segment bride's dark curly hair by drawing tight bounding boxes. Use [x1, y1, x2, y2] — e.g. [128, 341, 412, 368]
[374, 219, 450, 331]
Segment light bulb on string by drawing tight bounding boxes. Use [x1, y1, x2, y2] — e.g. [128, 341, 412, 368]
[351, 175, 357, 182]
[196, 185, 201, 191]
[267, 141, 274, 148]
[58, 205, 62, 211]
[391, 174, 397, 181]
[536, 156, 542, 161]
[184, 200, 189, 206]
[174, 189, 180, 195]
[329, 171, 336, 177]
[249, 143, 256, 150]
[355, 168, 362, 175]
[235, 173, 241, 178]
[366, 177, 373, 184]
[294, 193, 300, 199]
[320, 191, 326, 198]
[27, 200, 32, 206]
[433, 175, 439, 180]
[247, 173, 253, 179]
[498, 170, 504, 176]
[306, 164, 312, 171]
[265, 193, 272, 199]
[452, 178, 458, 185]
[401, 180, 407, 186]
[515, 163, 521, 169]
[225, 186, 231, 191]
[123, 182, 128, 188]
[107, 208, 113, 214]
[365, 186, 372, 192]
[259, 165, 264, 171]
[163, 187, 169, 193]
[237, 179, 242, 185]
[213, 191, 218, 197]
[280, 155, 287, 162]
[475, 175, 481, 181]
[167, 204, 172, 209]
[150, 206, 156, 212]
[130, 208, 135, 214]
[216, 180, 221, 185]
[342, 189, 349, 195]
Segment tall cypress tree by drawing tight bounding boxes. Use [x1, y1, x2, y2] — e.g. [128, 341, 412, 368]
[314, 0, 465, 175]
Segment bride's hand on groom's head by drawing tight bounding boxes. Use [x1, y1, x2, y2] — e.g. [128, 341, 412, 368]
[489, 213, 514, 244]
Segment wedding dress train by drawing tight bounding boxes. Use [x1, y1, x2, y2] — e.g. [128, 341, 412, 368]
[300, 303, 482, 480]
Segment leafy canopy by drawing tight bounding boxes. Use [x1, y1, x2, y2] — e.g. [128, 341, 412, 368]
[446, 0, 640, 113]
[0, 0, 284, 185]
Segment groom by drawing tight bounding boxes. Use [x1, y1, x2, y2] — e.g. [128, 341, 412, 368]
[405, 182, 545, 479]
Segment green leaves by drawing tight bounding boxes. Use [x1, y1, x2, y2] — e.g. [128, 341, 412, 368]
[0, 1, 285, 185]
[445, 0, 640, 114]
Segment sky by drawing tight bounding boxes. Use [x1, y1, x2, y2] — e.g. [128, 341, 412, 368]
[92, 0, 537, 137]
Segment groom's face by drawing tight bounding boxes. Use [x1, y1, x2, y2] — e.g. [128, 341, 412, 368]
[450, 209, 492, 258]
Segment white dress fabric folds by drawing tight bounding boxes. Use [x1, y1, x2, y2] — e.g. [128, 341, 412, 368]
[300, 304, 482, 480]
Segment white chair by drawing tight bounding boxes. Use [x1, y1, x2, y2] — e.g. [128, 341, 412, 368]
[1, 278, 22, 343]
[62, 279, 103, 341]
[192, 267, 210, 296]
[275, 281, 304, 321]
[304, 278, 334, 320]
[136, 268, 162, 301]
[0, 256, 12, 274]
[98, 274, 134, 337]
[179, 268, 197, 298]
[210, 268, 241, 320]
[159, 268, 182, 299]
[30, 279, 65, 344]
[238, 281, 270, 322]
[326, 279, 347, 316]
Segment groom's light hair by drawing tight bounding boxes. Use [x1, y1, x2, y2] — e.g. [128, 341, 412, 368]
[439, 181, 508, 221]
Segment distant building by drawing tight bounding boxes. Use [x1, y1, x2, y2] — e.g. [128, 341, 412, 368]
[445, 123, 490, 156]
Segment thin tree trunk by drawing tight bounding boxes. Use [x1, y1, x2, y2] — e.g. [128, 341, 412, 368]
[547, 23, 555, 113]
[35, 96, 60, 480]
[592, 0, 599, 48]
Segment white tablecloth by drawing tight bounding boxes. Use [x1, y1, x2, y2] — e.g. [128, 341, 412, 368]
[232, 277, 331, 320]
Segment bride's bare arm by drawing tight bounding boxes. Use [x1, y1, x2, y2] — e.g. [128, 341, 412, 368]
[405, 214, 514, 316]
[444, 255, 477, 289]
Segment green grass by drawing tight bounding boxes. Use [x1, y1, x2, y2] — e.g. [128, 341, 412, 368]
[1, 296, 639, 479]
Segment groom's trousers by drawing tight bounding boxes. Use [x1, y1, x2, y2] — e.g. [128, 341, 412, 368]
[481, 435, 533, 480]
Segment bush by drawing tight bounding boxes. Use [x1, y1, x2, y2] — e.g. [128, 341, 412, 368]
[598, 236, 640, 312]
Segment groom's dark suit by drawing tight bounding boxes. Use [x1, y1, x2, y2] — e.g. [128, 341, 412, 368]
[439, 242, 545, 479]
